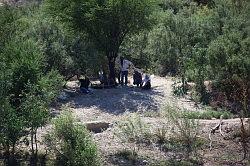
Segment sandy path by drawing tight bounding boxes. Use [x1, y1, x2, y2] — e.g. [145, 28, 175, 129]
[65, 76, 202, 123]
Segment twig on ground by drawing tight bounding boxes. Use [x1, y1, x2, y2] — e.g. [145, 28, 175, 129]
[239, 117, 249, 162]
[209, 115, 224, 150]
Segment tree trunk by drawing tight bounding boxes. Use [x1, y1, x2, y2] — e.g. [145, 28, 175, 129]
[107, 51, 118, 85]
[35, 128, 38, 156]
[4, 143, 10, 163]
[108, 59, 116, 82]
[31, 128, 34, 155]
[181, 75, 186, 94]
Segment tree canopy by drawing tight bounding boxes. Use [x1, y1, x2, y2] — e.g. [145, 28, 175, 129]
[44, 0, 155, 81]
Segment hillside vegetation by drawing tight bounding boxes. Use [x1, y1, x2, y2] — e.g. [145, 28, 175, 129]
[0, 0, 249, 165]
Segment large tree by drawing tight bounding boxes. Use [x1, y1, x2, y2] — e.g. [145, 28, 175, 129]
[44, 0, 154, 82]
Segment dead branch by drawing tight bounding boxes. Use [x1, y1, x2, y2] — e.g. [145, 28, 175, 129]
[239, 117, 249, 162]
[209, 115, 224, 150]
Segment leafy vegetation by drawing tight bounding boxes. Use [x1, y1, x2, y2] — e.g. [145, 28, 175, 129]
[45, 111, 99, 166]
[0, 4, 62, 164]
[122, 0, 249, 109]
[44, 0, 155, 82]
[0, 0, 249, 165]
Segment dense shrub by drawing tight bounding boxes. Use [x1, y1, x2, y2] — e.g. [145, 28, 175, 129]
[0, 4, 63, 164]
[45, 111, 99, 166]
[0, 37, 63, 161]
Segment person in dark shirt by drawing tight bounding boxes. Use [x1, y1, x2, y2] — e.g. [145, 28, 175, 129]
[133, 69, 142, 87]
[79, 76, 90, 93]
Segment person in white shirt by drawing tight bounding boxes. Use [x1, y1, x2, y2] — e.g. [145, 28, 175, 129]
[141, 74, 151, 90]
[120, 56, 133, 86]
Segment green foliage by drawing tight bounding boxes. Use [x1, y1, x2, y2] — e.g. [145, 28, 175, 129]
[0, 5, 19, 52]
[120, 32, 153, 70]
[68, 37, 106, 77]
[19, 7, 102, 78]
[45, 111, 99, 166]
[27, 18, 74, 76]
[0, 38, 63, 158]
[45, 0, 155, 51]
[161, 104, 233, 120]
[172, 80, 187, 96]
[44, 0, 156, 80]
[141, 0, 250, 106]
[0, 5, 63, 161]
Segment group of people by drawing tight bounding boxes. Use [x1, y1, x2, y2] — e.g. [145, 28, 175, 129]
[79, 56, 151, 93]
[118, 56, 151, 90]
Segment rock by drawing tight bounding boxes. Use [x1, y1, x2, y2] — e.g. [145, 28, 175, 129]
[84, 121, 111, 133]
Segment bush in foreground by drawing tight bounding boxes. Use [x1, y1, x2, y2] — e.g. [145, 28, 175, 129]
[45, 111, 99, 166]
[163, 105, 204, 163]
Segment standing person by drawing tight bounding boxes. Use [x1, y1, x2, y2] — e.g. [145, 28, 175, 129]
[120, 56, 133, 86]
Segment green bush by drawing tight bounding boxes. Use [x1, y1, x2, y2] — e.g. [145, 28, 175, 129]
[0, 38, 57, 158]
[172, 80, 188, 96]
[45, 111, 99, 166]
[0, 5, 63, 160]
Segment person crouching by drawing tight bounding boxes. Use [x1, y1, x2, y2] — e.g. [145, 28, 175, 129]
[142, 75, 151, 90]
[133, 69, 142, 87]
[79, 76, 91, 94]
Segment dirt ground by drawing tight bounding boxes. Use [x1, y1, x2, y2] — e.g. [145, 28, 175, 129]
[38, 76, 249, 166]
